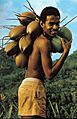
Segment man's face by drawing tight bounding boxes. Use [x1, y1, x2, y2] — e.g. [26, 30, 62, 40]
[42, 15, 60, 37]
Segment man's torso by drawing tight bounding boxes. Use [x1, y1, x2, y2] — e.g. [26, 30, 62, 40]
[25, 34, 52, 81]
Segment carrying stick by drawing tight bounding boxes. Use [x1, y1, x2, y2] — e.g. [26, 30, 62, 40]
[63, 16, 77, 27]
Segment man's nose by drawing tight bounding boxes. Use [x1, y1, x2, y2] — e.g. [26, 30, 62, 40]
[53, 24, 59, 30]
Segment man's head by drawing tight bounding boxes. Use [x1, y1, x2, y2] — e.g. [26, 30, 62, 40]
[40, 6, 60, 37]
[40, 6, 60, 23]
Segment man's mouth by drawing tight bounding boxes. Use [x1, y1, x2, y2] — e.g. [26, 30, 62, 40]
[51, 30, 57, 34]
[51, 31, 57, 36]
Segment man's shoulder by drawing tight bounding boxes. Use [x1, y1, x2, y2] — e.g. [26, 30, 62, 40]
[35, 35, 50, 46]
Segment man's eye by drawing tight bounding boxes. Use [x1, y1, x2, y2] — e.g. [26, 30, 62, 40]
[49, 22, 54, 26]
[49, 22, 60, 26]
[56, 22, 60, 25]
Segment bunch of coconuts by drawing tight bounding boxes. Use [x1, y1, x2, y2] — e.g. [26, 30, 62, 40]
[4, 6, 72, 68]
[4, 11, 42, 68]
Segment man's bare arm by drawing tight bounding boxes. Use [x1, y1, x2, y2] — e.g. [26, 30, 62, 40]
[39, 38, 72, 79]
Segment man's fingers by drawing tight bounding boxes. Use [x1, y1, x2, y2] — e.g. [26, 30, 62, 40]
[61, 38, 72, 44]
[69, 39, 72, 43]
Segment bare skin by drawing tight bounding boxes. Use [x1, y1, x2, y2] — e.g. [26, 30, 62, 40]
[25, 15, 71, 80]
[25, 34, 71, 80]
[22, 15, 72, 119]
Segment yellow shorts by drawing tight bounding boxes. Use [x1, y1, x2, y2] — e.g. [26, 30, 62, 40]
[18, 78, 46, 118]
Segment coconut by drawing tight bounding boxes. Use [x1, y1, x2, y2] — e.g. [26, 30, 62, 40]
[4, 41, 20, 56]
[58, 26, 72, 41]
[9, 25, 26, 40]
[15, 53, 29, 68]
[51, 35, 63, 53]
[18, 12, 36, 26]
[19, 34, 32, 53]
[51, 26, 72, 53]
[26, 20, 42, 38]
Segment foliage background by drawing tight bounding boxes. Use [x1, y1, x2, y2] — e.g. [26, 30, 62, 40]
[0, 49, 77, 118]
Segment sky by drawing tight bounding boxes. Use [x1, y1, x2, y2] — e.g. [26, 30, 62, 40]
[0, 0, 77, 60]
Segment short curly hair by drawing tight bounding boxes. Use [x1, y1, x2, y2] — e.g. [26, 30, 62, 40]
[40, 6, 60, 23]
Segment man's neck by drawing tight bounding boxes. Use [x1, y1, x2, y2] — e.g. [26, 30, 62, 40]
[43, 32, 53, 41]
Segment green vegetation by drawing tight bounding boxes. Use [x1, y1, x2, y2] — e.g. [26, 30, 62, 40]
[0, 49, 77, 118]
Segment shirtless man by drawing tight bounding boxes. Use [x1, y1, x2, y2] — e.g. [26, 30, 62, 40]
[18, 6, 72, 119]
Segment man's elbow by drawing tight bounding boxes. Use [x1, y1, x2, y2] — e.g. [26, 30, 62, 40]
[45, 72, 54, 80]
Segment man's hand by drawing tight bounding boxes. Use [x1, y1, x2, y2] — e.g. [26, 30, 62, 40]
[61, 38, 72, 53]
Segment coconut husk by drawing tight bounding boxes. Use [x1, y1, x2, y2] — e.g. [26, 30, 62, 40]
[26, 20, 42, 38]
[58, 26, 72, 41]
[51, 35, 63, 53]
[9, 25, 26, 40]
[18, 12, 36, 26]
[15, 52, 29, 68]
[51, 26, 72, 53]
[4, 41, 20, 56]
[19, 34, 32, 53]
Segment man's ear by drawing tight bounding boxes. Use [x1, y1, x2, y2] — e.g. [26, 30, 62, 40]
[40, 21, 45, 28]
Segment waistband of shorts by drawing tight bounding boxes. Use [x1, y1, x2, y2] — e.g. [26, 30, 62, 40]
[23, 77, 41, 82]
[20, 77, 45, 87]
